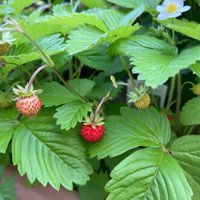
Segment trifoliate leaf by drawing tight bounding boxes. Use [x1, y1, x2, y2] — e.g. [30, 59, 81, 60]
[180, 97, 200, 126]
[106, 148, 192, 200]
[54, 101, 93, 131]
[110, 35, 200, 88]
[171, 135, 200, 184]
[160, 19, 200, 41]
[89, 107, 171, 159]
[12, 111, 92, 190]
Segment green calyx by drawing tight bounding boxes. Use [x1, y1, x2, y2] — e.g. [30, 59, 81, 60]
[128, 85, 148, 103]
[0, 32, 15, 45]
[83, 112, 104, 128]
[12, 84, 43, 100]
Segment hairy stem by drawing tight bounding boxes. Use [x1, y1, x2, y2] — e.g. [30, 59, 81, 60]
[166, 76, 176, 109]
[120, 57, 136, 87]
[174, 73, 181, 133]
[27, 64, 48, 90]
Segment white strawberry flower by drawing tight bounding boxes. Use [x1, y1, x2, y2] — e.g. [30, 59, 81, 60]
[156, 0, 191, 20]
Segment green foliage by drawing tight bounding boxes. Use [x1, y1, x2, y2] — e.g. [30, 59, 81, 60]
[67, 24, 140, 54]
[78, 172, 109, 200]
[111, 35, 200, 88]
[171, 135, 200, 184]
[81, 0, 107, 8]
[1, 0, 200, 198]
[106, 148, 192, 200]
[8, 0, 37, 14]
[108, 0, 161, 12]
[160, 19, 200, 41]
[12, 111, 92, 190]
[180, 97, 200, 126]
[0, 176, 16, 200]
[54, 101, 92, 131]
[89, 107, 171, 159]
[186, 174, 200, 200]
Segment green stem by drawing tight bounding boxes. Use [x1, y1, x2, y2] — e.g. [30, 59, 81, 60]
[27, 64, 48, 90]
[22, 31, 54, 67]
[166, 76, 176, 109]
[52, 68, 87, 102]
[174, 73, 181, 133]
[120, 57, 135, 87]
[186, 126, 195, 135]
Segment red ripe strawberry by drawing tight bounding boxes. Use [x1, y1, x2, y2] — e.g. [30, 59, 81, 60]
[167, 114, 172, 122]
[81, 124, 104, 142]
[16, 95, 42, 118]
[80, 113, 105, 143]
[13, 84, 43, 118]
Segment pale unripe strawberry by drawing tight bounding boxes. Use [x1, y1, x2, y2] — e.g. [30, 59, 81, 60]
[128, 85, 151, 109]
[80, 113, 105, 143]
[0, 32, 15, 55]
[16, 95, 42, 118]
[191, 84, 200, 96]
[13, 84, 43, 118]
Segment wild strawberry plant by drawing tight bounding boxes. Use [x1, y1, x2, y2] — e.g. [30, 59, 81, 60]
[1, 0, 200, 199]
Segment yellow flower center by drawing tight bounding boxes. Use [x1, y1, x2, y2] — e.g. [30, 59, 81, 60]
[166, 3, 177, 13]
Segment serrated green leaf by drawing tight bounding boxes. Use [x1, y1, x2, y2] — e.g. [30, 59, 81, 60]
[54, 101, 92, 131]
[0, 108, 18, 153]
[0, 177, 16, 200]
[186, 174, 200, 200]
[68, 79, 95, 97]
[159, 19, 200, 41]
[78, 172, 109, 200]
[180, 97, 200, 126]
[89, 9, 125, 30]
[67, 24, 139, 54]
[106, 148, 192, 200]
[89, 107, 171, 159]
[111, 35, 200, 88]
[1, 34, 67, 77]
[77, 45, 119, 71]
[108, 0, 161, 12]
[81, 0, 107, 8]
[12, 111, 92, 190]
[190, 62, 200, 77]
[171, 135, 200, 184]
[119, 5, 145, 26]
[41, 79, 95, 107]
[41, 82, 78, 107]
[9, 0, 37, 14]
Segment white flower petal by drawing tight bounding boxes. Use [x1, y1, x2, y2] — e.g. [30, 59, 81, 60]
[163, 0, 183, 7]
[168, 11, 182, 18]
[178, 5, 191, 12]
[156, 5, 165, 12]
[157, 13, 170, 20]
